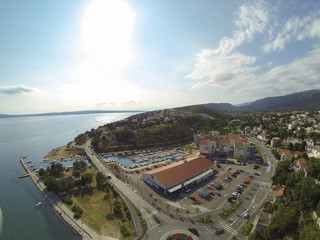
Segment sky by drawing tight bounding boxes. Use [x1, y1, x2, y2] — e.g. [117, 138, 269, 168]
[1, 0, 320, 114]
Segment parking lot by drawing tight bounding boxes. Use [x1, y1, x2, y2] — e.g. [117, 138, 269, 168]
[178, 159, 263, 215]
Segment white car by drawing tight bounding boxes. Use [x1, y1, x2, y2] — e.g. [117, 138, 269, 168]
[232, 192, 239, 197]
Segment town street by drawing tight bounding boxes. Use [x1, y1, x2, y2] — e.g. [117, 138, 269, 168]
[83, 138, 277, 240]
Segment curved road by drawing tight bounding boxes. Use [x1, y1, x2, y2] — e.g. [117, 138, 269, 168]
[84, 138, 277, 240]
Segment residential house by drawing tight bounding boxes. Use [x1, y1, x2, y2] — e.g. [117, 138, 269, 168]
[278, 149, 294, 161]
[296, 158, 307, 171]
[308, 146, 320, 159]
[271, 185, 287, 202]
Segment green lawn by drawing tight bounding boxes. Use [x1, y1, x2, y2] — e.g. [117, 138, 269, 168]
[240, 222, 253, 235]
[219, 200, 244, 220]
[197, 214, 215, 224]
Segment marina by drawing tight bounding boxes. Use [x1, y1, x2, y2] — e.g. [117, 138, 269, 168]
[101, 148, 186, 169]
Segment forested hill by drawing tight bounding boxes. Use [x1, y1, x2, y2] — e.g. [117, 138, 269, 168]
[75, 107, 232, 153]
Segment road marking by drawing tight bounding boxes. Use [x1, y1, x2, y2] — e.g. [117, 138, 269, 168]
[218, 221, 237, 234]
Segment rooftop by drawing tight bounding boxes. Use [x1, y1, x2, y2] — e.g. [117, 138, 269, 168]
[145, 156, 213, 188]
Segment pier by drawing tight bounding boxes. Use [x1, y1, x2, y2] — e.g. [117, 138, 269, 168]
[19, 156, 111, 240]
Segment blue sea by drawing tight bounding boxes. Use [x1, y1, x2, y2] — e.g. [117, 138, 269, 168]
[0, 112, 136, 240]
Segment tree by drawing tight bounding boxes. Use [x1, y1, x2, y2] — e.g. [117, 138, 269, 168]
[73, 160, 87, 171]
[291, 176, 320, 212]
[96, 171, 107, 186]
[272, 150, 280, 160]
[269, 205, 298, 238]
[307, 157, 320, 180]
[248, 229, 272, 240]
[81, 173, 93, 186]
[272, 160, 291, 185]
[38, 168, 46, 177]
[48, 162, 64, 176]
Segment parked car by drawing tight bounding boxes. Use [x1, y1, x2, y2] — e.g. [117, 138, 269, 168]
[216, 191, 221, 196]
[236, 185, 243, 190]
[208, 185, 213, 190]
[189, 196, 196, 201]
[254, 172, 260, 176]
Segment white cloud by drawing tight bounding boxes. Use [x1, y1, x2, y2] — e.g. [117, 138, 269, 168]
[234, 47, 320, 98]
[188, 1, 268, 89]
[0, 84, 40, 95]
[188, 49, 258, 89]
[263, 11, 320, 52]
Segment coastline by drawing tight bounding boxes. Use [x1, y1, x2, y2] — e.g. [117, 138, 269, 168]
[19, 157, 116, 240]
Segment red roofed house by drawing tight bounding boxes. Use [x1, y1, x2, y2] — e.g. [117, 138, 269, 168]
[142, 156, 214, 195]
[296, 158, 307, 171]
[271, 185, 287, 202]
[278, 149, 294, 161]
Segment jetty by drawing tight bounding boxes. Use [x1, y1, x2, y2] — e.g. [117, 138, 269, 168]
[19, 156, 112, 240]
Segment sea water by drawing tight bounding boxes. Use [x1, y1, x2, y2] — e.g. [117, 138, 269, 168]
[0, 112, 135, 240]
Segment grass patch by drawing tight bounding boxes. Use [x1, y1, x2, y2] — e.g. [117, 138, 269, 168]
[219, 200, 244, 220]
[197, 214, 215, 224]
[253, 144, 263, 161]
[229, 237, 240, 240]
[70, 188, 135, 239]
[44, 145, 85, 160]
[240, 222, 253, 235]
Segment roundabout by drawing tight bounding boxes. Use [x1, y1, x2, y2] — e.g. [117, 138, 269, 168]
[160, 230, 199, 240]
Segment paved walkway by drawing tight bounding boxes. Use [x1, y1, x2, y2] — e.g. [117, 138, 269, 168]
[20, 157, 117, 240]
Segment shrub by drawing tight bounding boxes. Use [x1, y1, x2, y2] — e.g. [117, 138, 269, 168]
[72, 204, 83, 217]
[106, 214, 114, 220]
[120, 226, 130, 237]
[62, 196, 73, 205]
[73, 212, 81, 219]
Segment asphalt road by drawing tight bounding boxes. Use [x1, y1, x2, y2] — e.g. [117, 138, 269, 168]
[83, 138, 277, 240]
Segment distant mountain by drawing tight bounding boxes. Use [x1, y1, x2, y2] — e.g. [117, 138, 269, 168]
[188, 89, 320, 113]
[238, 89, 320, 112]
[234, 102, 252, 107]
[0, 110, 142, 118]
